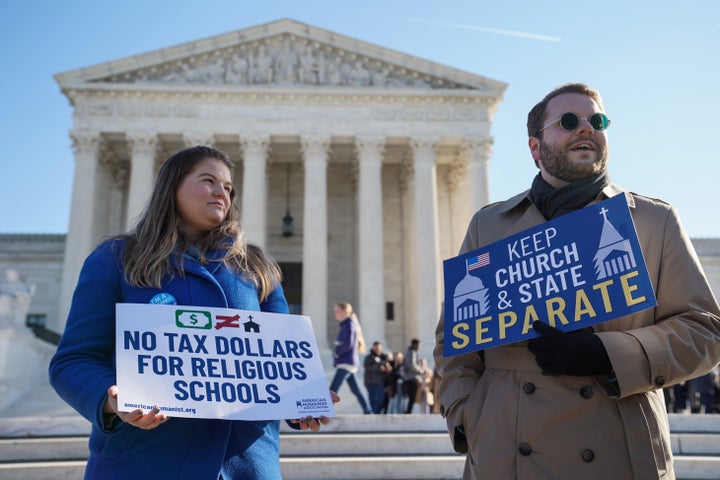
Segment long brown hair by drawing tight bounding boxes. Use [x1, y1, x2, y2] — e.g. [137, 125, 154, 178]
[119, 145, 281, 301]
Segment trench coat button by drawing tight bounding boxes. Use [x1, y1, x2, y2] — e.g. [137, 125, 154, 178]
[523, 383, 536, 394]
[579, 386, 593, 399]
[518, 443, 533, 456]
[654, 376, 666, 387]
[581, 449, 595, 462]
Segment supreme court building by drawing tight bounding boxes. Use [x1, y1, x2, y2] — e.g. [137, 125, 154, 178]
[2, 19, 720, 366]
[41, 18, 507, 356]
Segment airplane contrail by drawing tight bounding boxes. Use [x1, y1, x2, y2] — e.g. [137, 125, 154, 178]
[402, 17, 561, 42]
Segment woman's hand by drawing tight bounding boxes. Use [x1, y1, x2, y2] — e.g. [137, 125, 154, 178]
[104, 385, 169, 430]
[288, 390, 340, 431]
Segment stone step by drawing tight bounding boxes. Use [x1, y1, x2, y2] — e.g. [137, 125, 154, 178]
[3, 430, 720, 462]
[3, 412, 716, 437]
[2, 456, 719, 480]
[0, 437, 88, 462]
[281, 432, 457, 456]
[0, 462, 86, 480]
[1, 413, 719, 480]
[279, 455, 465, 480]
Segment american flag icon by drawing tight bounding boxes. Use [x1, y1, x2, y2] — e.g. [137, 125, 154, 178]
[467, 252, 490, 271]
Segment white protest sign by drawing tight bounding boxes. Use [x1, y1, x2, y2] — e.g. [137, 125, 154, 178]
[115, 303, 335, 420]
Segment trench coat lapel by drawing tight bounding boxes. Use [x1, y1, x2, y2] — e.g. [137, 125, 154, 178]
[495, 190, 547, 239]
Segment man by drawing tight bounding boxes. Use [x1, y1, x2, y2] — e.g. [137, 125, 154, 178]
[403, 338, 424, 414]
[434, 83, 720, 479]
[363, 341, 391, 414]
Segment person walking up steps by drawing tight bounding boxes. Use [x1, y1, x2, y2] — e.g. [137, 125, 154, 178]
[330, 302, 372, 414]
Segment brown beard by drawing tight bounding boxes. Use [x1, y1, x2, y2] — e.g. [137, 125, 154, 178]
[538, 138, 608, 182]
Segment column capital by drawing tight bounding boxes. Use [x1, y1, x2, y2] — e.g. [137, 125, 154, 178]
[353, 136, 385, 187]
[99, 146, 129, 189]
[239, 134, 271, 159]
[410, 137, 440, 157]
[300, 135, 331, 162]
[70, 130, 102, 157]
[127, 131, 159, 157]
[462, 137, 493, 164]
[445, 157, 467, 194]
[183, 132, 215, 148]
[354, 135, 386, 158]
[399, 156, 414, 192]
[410, 137, 440, 166]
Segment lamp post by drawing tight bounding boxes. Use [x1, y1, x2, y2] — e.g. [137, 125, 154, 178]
[282, 163, 294, 237]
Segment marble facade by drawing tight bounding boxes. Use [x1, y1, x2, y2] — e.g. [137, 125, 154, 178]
[48, 19, 507, 359]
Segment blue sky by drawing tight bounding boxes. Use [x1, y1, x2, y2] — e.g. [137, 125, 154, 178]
[2, 0, 718, 237]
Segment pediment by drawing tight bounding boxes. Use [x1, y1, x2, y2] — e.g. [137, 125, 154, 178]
[55, 19, 506, 94]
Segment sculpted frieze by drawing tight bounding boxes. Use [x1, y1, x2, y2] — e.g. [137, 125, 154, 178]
[93, 34, 477, 90]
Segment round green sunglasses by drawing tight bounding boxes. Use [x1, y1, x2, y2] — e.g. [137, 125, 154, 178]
[536, 112, 611, 135]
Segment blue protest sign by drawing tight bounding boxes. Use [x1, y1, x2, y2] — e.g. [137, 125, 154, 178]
[442, 194, 656, 357]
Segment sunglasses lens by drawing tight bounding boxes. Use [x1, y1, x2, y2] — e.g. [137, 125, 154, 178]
[590, 113, 609, 131]
[559, 113, 579, 131]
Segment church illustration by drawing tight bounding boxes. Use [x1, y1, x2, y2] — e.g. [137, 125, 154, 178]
[593, 206, 637, 280]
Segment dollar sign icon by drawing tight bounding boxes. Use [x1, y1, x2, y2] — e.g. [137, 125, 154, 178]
[175, 310, 211, 329]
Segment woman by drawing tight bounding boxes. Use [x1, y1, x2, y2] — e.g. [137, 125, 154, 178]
[49, 146, 330, 480]
[329, 302, 372, 414]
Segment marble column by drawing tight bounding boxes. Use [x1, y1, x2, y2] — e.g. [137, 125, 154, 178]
[464, 137, 493, 213]
[400, 157, 417, 350]
[56, 130, 102, 333]
[355, 136, 386, 346]
[445, 154, 470, 253]
[108, 160, 129, 235]
[125, 131, 158, 229]
[96, 147, 126, 237]
[301, 135, 330, 350]
[239, 135, 270, 249]
[409, 137, 442, 360]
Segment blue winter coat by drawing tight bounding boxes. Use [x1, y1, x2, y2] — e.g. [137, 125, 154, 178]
[49, 239, 289, 480]
[333, 317, 359, 367]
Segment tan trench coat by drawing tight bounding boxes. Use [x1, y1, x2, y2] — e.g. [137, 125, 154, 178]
[434, 185, 720, 480]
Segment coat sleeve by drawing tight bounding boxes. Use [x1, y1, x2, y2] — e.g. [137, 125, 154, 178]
[364, 353, 380, 373]
[433, 211, 487, 454]
[334, 321, 356, 358]
[597, 203, 720, 397]
[259, 282, 289, 314]
[48, 241, 123, 431]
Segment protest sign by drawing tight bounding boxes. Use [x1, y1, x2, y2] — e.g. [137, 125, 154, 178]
[442, 193, 656, 357]
[115, 303, 335, 420]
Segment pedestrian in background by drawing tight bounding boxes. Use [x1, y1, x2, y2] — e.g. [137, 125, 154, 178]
[364, 341, 392, 414]
[403, 338, 424, 414]
[330, 302, 372, 414]
[388, 351, 405, 413]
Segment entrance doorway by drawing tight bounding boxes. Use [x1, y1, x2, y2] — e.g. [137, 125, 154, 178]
[279, 262, 302, 314]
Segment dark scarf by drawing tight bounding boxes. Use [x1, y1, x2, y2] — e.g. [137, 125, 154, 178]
[528, 172, 609, 220]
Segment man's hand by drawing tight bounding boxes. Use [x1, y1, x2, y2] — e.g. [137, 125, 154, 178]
[528, 321, 612, 376]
